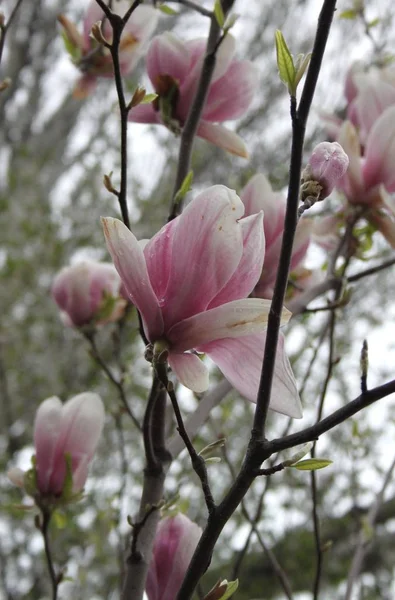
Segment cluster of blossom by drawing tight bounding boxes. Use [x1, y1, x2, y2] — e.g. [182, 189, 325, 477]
[8, 2, 356, 599]
[321, 62, 395, 246]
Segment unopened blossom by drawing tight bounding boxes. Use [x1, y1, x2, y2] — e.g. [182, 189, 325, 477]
[59, 1, 158, 98]
[240, 174, 312, 299]
[34, 393, 104, 496]
[129, 32, 258, 157]
[303, 141, 349, 199]
[103, 185, 302, 417]
[52, 261, 127, 327]
[146, 513, 202, 600]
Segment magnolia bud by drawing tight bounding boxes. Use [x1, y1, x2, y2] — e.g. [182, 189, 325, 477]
[304, 141, 349, 199]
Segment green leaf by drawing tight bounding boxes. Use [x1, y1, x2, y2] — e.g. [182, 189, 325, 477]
[218, 580, 239, 600]
[292, 458, 333, 471]
[141, 93, 158, 104]
[214, 0, 225, 28]
[294, 52, 312, 88]
[338, 9, 358, 19]
[174, 170, 193, 205]
[275, 30, 296, 95]
[61, 31, 81, 62]
[52, 510, 67, 529]
[158, 4, 179, 15]
[367, 17, 380, 28]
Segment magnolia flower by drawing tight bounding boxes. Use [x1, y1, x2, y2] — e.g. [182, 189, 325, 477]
[34, 393, 104, 496]
[336, 111, 395, 246]
[146, 513, 202, 600]
[129, 32, 258, 157]
[52, 260, 127, 327]
[240, 174, 311, 299]
[102, 185, 302, 418]
[59, 2, 158, 98]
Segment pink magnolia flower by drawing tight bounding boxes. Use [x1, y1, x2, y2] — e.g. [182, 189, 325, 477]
[52, 260, 127, 327]
[129, 32, 258, 157]
[146, 513, 202, 600]
[240, 174, 312, 299]
[59, 2, 158, 98]
[336, 110, 395, 246]
[34, 393, 105, 496]
[102, 185, 302, 418]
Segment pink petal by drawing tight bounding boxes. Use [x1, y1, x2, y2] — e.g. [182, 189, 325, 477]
[34, 397, 63, 494]
[350, 80, 395, 142]
[203, 60, 258, 122]
[363, 106, 395, 193]
[143, 219, 178, 302]
[50, 393, 104, 493]
[168, 298, 286, 351]
[160, 186, 245, 328]
[368, 204, 395, 248]
[146, 514, 202, 600]
[147, 33, 190, 85]
[168, 352, 209, 393]
[336, 121, 364, 202]
[102, 217, 164, 340]
[129, 103, 160, 124]
[201, 333, 302, 418]
[208, 212, 265, 308]
[290, 218, 312, 272]
[241, 174, 285, 248]
[197, 121, 249, 157]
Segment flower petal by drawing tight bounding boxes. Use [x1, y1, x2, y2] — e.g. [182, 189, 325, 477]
[203, 60, 258, 122]
[144, 219, 178, 301]
[363, 106, 395, 193]
[168, 352, 209, 393]
[34, 397, 63, 494]
[160, 185, 245, 328]
[336, 121, 364, 202]
[129, 103, 160, 124]
[102, 217, 163, 340]
[208, 212, 265, 308]
[201, 333, 302, 418]
[168, 298, 290, 351]
[147, 33, 190, 85]
[197, 121, 248, 157]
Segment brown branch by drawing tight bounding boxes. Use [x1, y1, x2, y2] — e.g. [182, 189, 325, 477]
[0, 0, 25, 67]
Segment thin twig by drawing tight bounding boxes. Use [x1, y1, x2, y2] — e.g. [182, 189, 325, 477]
[161, 371, 215, 515]
[344, 453, 395, 600]
[165, 0, 213, 17]
[85, 332, 141, 430]
[348, 256, 395, 283]
[252, 0, 338, 441]
[0, 0, 25, 67]
[40, 509, 59, 600]
[168, 0, 236, 220]
[142, 375, 162, 471]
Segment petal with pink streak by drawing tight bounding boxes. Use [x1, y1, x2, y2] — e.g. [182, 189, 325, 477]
[102, 217, 164, 340]
[336, 121, 364, 202]
[129, 103, 160, 124]
[160, 186, 244, 328]
[168, 352, 209, 393]
[368, 206, 395, 248]
[146, 514, 202, 600]
[201, 333, 302, 418]
[144, 219, 178, 302]
[179, 35, 236, 121]
[350, 80, 395, 143]
[50, 393, 104, 494]
[363, 106, 395, 193]
[203, 60, 258, 122]
[168, 298, 288, 352]
[34, 397, 63, 494]
[147, 33, 190, 85]
[208, 212, 265, 308]
[197, 121, 248, 157]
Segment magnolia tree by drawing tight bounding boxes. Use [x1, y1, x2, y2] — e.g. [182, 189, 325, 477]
[2, 0, 395, 599]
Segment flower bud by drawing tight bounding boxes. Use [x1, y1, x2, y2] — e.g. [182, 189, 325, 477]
[52, 260, 126, 328]
[34, 393, 104, 497]
[146, 513, 202, 600]
[303, 141, 349, 199]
